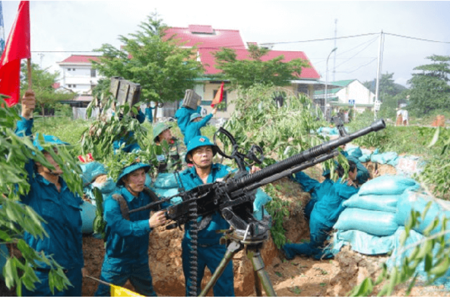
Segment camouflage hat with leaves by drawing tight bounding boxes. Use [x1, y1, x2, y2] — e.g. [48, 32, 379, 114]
[105, 152, 152, 186]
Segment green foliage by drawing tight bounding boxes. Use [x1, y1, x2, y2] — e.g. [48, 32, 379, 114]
[213, 45, 309, 89]
[408, 55, 450, 115]
[417, 127, 450, 198]
[220, 85, 348, 246]
[263, 184, 290, 248]
[20, 63, 76, 116]
[81, 101, 147, 161]
[347, 110, 391, 151]
[0, 96, 75, 295]
[92, 13, 204, 104]
[363, 72, 407, 98]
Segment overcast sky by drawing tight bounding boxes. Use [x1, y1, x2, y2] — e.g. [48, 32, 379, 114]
[2, 0, 450, 87]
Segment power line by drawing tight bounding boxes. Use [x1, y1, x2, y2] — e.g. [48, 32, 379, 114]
[384, 32, 450, 44]
[335, 37, 379, 69]
[259, 33, 379, 46]
[335, 57, 378, 74]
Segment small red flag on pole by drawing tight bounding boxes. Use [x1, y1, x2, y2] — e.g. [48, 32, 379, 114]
[0, 1, 31, 107]
[211, 82, 224, 108]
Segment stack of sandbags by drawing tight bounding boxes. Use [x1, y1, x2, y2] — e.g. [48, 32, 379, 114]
[151, 173, 182, 204]
[370, 149, 399, 166]
[386, 191, 450, 289]
[331, 175, 421, 255]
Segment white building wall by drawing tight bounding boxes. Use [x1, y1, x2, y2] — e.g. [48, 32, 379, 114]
[336, 81, 375, 105]
[60, 64, 102, 94]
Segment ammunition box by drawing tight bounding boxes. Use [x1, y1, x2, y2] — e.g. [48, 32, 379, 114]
[182, 89, 201, 110]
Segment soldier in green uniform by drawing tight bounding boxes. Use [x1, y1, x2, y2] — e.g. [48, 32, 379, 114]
[153, 122, 185, 173]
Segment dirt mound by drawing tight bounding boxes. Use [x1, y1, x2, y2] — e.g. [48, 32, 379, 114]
[81, 223, 279, 296]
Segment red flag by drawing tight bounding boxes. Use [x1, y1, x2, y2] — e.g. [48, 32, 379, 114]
[0, 1, 30, 106]
[211, 82, 224, 108]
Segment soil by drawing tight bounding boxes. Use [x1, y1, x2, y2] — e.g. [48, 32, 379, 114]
[3, 155, 449, 297]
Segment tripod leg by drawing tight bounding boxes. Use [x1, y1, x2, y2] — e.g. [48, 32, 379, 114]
[198, 241, 241, 297]
[248, 250, 277, 297]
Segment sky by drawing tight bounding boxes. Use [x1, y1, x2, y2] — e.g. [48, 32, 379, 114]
[2, 0, 450, 88]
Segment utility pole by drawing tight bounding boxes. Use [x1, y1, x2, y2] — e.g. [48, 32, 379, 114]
[374, 30, 384, 120]
[333, 19, 338, 82]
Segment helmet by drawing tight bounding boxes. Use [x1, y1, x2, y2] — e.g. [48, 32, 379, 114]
[185, 136, 219, 163]
[189, 113, 202, 122]
[117, 162, 151, 187]
[80, 162, 107, 186]
[153, 123, 172, 142]
[33, 133, 69, 152]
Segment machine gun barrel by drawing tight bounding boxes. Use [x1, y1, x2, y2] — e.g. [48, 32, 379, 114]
[227, 119, 385, 194]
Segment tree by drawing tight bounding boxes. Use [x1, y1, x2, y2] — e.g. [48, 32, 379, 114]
[363, 72, 408, 119]
[363, 72, 407, 98]
[212, 44, 309, 89]
[20, 63, 75, 117]
[92, 13, 204, 106]
[407, 55, 450, 115]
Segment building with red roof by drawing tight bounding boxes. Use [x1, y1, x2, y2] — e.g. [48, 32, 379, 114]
[164, 25, 324, 118]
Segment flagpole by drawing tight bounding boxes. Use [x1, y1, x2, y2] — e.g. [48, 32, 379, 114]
[27, 58, 32, 88]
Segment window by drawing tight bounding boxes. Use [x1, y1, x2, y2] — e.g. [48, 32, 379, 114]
[67, 68, 71, 71]
[68, 84, 72, 88]
[73, 68, 76, 71]
[90, 69, 96, 77]
[213, 90, 227, 112]
[297, 85, 309, 95]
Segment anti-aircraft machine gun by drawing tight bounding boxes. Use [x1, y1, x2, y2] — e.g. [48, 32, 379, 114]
[128, 117, 386, 296]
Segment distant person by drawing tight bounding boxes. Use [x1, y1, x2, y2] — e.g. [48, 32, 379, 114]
[282, 160, 359, 260]
[112, 103, 146, 153]
[153, 122, 184, 173]
[174, 98, 202, 138]
[144, 103, 155, 124]
[395, 108, 403, 127]
[184, 107, 217, 146]
[402, 109, 409, 126]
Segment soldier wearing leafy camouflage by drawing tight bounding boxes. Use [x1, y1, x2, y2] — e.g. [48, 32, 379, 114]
[153, 123, 185, 173]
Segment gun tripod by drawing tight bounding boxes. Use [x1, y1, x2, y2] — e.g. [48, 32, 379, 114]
[199, 228, 277, 297]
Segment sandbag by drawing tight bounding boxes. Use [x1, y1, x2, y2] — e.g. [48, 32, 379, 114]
[153, 173, 180, 189]
[253, 189, 272, 221]
[359, 149, 372, 163]
[346, 147, 363, 159]
[370, 151, 399, 166]
[386, 228, 450, 289]
[332, 227, 406, 255]
[334, 208, 399, 236]
[342, 193, 400, 213]
[358, 175, 420, 196]
[81, 201, 97, 234]
[395, 191, 450, 241]
[153, 187, 182, 205]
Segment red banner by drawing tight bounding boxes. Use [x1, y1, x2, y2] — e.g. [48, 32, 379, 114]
[211, 82, 224, 108]
[0, 1, 30, 106]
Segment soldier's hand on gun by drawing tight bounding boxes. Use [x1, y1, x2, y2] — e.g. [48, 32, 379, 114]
[149, 210, 167, 228]
[21, 90, 36, 120]
[250, 166, 261, 174]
